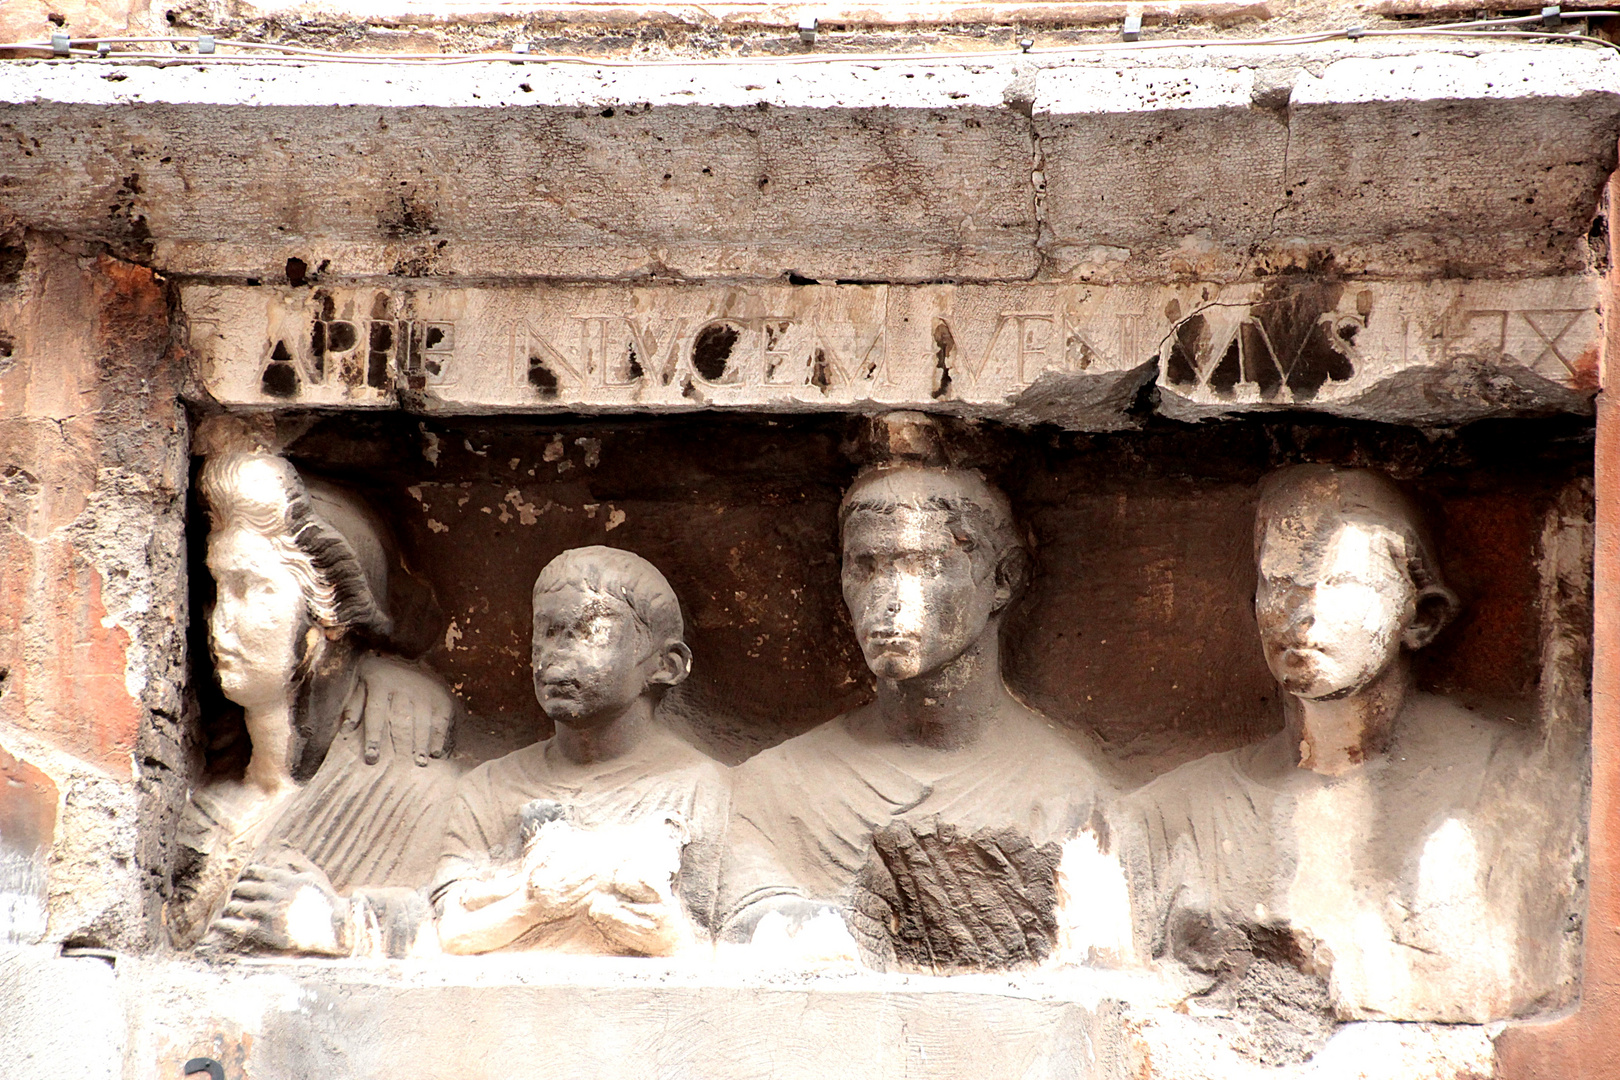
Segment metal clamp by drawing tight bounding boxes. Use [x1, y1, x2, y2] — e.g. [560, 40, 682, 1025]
[196, 35, 215, 54]
[1122, 14, 1143, 41]
[50, 31, 70, 56]
[798, 15, 818, 46]
[183, 1059, 225, 1080]
[1543, 4, 1564, 28]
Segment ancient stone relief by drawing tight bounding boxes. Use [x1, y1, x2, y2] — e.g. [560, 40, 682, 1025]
[165, 417, 1581, 1025]
[168, 450, 461, 957]
[1114, 465, 1578, 1023]
[430, 546, 727, 956]
[720, 413, 1116, 971]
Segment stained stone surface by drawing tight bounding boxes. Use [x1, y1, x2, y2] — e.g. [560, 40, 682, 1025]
[180, 275, 1601, 426]
[87, 954, 1495, 1080]
[0, 45, 1616, 283]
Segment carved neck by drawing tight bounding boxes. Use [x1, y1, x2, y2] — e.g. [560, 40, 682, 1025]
[554, 696, 654, 765]
[1290, 658, 1412, 777]
[242, 695, 300, 795]
[876, 628, 1009, 750]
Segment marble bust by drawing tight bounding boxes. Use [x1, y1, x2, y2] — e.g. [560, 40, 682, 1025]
[722, 415, 1116, 971]
[430, 546, 729, 956]
[1118, 464, 1572, 1021]
[168, 451, 461, 956]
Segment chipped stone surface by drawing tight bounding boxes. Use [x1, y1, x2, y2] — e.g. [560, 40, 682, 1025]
[0, 44, 1615, 283]
[182, 275, 1601, 426]
[0, 742, 56, 944]
[0, 236, 190, 949]
[97, 956, 1502, 1079]
[1156, 274, 1602, 424]
[0, 947, 124, 1080]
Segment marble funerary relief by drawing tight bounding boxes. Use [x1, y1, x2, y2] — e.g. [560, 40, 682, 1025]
[181, 276, 1601, 427]
[167, 407, 1589, 1047]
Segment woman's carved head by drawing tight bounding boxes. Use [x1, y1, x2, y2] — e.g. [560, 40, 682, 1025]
[199, 453, 392, 708]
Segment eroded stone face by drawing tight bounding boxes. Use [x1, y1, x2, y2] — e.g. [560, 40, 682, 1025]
[1115, 465, 1585, 1028]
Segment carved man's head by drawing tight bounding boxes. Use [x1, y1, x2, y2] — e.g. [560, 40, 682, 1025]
[530, 546, 692, 729]
[839, 466, 1028, 682]
[1253, 465, 1458, 702]
[199, 453, 392, 711]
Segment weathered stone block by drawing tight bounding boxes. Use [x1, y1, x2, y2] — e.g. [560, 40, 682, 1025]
[0, 237, 190, 949]
[1275, 51, 1620, 279]
[1, 45, 1616, 284]
[0, 743, 56, 945]
[1033, 66, 1289, 282]
[1155, 274, 1602, 423]
[182, 274, 1600, 426]
[0, 946, 124, 1080]
[0, 61, 1039, 283]
[111, 957, 1498, 1079]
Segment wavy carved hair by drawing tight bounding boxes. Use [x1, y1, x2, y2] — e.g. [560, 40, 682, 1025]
[199, 453, 393, 643]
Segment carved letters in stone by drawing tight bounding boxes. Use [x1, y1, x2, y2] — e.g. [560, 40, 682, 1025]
[181, 277, 1600, 427]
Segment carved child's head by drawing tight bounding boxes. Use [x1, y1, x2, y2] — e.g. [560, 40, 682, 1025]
[530, 546, 692, 729]
[1254, 465, 1458, 702]
[838, 466, 1029, 682]
[199, 452, 392, 711]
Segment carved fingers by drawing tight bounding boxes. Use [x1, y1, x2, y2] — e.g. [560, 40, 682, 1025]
[205, 860, 351, 957]
[352, 653, 458, 766]
[585, 892, 684, 956]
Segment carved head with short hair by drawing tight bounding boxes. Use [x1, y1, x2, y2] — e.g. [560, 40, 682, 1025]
[530, 546, 692, 728]
[1253, 464, 1459, 702]
[839, 465, 1030, 682]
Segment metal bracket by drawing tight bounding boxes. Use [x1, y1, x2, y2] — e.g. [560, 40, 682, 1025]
[1543, 4, 1564, 28]
[1018, 37, 1034, 52]
[50, 31, 70, 57]
[798, 15, 818, 46]
[196, 35, 215, 54]
[1122, 14, 1143, 41]
[183, 1059, 225, 1080]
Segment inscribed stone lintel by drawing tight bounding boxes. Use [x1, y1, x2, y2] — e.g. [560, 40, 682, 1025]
[181, 276, 1601, 426]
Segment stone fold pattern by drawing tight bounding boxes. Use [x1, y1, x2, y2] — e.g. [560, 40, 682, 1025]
[184, 276, 1602, 426]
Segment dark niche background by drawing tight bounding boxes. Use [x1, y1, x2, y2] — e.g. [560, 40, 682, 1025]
[188, 410, 1594, 781]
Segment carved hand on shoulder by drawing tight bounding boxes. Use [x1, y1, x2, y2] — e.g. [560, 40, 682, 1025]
[205, 851, 351, 957]
[343, 653, 457, 767]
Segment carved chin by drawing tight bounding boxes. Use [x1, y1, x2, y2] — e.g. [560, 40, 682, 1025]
[866, 652, 923, 681]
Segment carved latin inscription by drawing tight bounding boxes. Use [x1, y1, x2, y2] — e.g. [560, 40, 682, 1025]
[181, 277, 1600, 426]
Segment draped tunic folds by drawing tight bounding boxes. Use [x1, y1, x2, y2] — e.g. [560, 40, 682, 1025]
[719, 707, 1112, 928]
[170, 716, 461, 949]
[429, 724, 731, 939]
[1116, 694, 1569, 1022]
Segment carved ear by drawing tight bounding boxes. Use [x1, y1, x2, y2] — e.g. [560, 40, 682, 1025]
[1403, 584, 1460, 651]
[992, 547, 1032, 611]
[649, 641, 693, 688]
